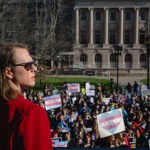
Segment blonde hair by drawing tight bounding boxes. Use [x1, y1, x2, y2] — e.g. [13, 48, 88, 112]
[0, 42, 28, 100]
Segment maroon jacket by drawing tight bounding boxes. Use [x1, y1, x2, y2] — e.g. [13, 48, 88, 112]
[0, 94, 52, 150]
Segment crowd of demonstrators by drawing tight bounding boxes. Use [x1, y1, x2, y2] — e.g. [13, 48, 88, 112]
[24, 81, 150, 148]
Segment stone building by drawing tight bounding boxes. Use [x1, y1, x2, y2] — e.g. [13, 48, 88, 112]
[61, 0, 150, 75]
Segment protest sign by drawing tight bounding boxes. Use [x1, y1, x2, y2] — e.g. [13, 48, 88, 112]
[141, 85, 150, 98]
[72, 96, 77, 104]
[53, 141, 68, 147]
[37, 92, 44, 97]
[52, 89, 59, 95]
[51, 137, 62, 145]
[97, 108, 125, 138]
[86, 90, 95, 96]
[103, 98, 111, 105]
[129, 136, 136, 148]
[85, 82, 95, 96]
[44, 94, 61, 110]
[67, 83, 80, 93]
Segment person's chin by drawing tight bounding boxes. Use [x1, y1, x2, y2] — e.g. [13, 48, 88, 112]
[30, 82, 35, 87]
[24, 82, 35, 88]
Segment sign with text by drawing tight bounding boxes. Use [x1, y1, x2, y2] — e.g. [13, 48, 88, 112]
[67, 83, 80, 93]
[53, 141, 68, 147]
[44, 94, 61, 110]
[51, 137, 62, 145]
[85, 82, 95, 96]
[97, 108, 125, 138]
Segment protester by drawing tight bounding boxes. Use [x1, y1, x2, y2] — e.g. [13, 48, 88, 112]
[0, 42, 52, 150]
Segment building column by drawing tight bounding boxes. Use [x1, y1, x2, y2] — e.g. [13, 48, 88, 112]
[148, 7, 150, 35]
[133, 7, 140, 47]
[88, 7, 94, 47]
[75, 8, 80, 46]
[103, 8, 109, 48]
[119, 8, 124, 45]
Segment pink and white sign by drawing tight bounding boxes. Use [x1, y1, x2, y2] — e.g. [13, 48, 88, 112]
[44, 94, 61, 110]
[97, 108, 125, 138]
[67, 83, 80, 93]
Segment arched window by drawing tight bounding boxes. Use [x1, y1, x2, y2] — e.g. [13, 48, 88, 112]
[125, 54, 132, 62]
[95, 54, 101, 62]
[80, 54, 87, 62]
[140, 54, 146, 62]
[110, 54, 116, 62]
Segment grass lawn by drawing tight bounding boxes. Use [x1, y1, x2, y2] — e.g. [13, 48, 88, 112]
[141, 79, 147, 85]
[34, 76, 111, 91]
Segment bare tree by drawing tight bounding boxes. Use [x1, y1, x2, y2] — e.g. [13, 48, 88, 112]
[0, 0, 74, 66]
[0, 0, 29, 42]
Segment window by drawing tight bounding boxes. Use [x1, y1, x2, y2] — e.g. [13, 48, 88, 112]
[110, 54, 116, 62]
[80, 54, 87, 62]
[125, 11, 131, 21]
[109, 30, 116, 44]
[81, 11, 87, 21]
[140, 11, 146, 21]
[140, 54, 146, 62]
[95, 30, 101, 44]
[80, 30, 87, 44]
[139, 30, 145, 44]
[95, 54, 101, 62]
[95, 11, 101, 21]
[125, 54, 132, 62]
[110, 11, 116, 21]
[124, 30, 131, 44]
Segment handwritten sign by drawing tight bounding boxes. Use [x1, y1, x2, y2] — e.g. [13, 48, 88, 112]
[97, 108, 125, 138]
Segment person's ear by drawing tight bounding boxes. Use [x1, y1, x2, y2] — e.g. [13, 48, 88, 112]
[4, 67, 13, 79]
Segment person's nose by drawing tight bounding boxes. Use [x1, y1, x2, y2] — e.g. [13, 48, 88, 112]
[31, 64, 37, 72]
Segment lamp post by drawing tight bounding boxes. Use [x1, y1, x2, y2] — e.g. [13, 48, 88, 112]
[39, 66, 44, 89]
[114, 45, 122, 92]
[145, 36, 150, 89]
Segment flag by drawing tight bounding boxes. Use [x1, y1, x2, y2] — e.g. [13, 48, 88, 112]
[132, 121, 144, 138]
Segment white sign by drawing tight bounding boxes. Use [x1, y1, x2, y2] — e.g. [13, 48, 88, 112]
[44, 94, 61, 110]
[103, 98, 111, 105]
[72, 97, 77, 104]
[51, 137, 62, 145]
[52, 89, 59, 95]
[53, 141, 68, 147]
[85, 82, 95, 96]
[141, 85, 150, 98]
[97, 108, 125, 138]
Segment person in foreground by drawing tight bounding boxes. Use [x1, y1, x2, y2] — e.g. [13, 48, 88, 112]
[0, 42, 52, 150]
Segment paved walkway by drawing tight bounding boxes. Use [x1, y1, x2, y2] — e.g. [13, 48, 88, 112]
[54, 75, 146, 86]
[95, 75, 145, 86]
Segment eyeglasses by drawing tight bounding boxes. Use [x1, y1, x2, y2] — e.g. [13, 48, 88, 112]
[12, 61, 38, 71]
